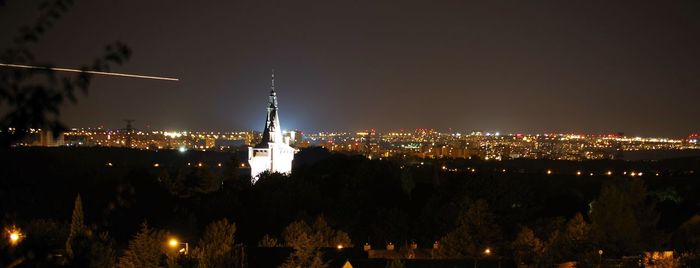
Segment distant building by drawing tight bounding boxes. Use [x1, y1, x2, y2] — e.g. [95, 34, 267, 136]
[248, 71, 295, 182]
[283, 130, 303, 145]
[215, 139, 246, 149]
[39, 130, 64, 147]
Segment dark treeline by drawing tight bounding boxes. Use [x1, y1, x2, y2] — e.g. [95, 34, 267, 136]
[1, 147, 700, 267]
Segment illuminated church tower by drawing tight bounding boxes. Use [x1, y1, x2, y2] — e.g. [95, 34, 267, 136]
[248, 71, 295, 182]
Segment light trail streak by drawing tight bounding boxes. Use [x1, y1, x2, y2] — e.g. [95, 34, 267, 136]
[0, 63, 179, 81]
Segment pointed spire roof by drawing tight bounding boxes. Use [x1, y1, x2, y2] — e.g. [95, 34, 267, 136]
[257, 69, 283, 147]
[271, 68, 275, 92]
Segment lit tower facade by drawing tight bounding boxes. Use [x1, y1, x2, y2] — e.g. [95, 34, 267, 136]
[248, 71, 295, 182]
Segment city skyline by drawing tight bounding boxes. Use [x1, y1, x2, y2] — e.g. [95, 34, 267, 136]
[59, 126, 700, 139]
[23, 127, 697, 163]
[3, 2, 700, 266]
[1, 1, 699, 136]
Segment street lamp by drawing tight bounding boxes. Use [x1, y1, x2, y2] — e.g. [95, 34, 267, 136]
[168, 238, 189, 255]
[473, 247, 493, 268]
[5, 226, 23, 246]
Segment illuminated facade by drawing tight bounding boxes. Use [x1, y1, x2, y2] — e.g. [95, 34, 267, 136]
[248, 71, 295, 182]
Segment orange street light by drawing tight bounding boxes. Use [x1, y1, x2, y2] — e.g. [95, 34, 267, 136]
[337, 244, 344, 250]
[167, 238, 189, 255]
[168, 238, 179, 248]
[484, 248, 491, 255]
[6, 226, 23, 246]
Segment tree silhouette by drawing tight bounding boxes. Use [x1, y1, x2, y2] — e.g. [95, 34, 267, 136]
[437, 199, 502, 262]
[590, 179, 656, 256]
[0, 0, 130, 148]
[539, 213, 593, 264]
[193, 218, 238, 268]
[66, 194, 85, 258]
[69, 232, 117, 268]
[62, 194, 118, 267]
[511, 226, 544, 266]
[282, 220, 313, 248]
[672, 215, 700, 256]
[279, 219, 337, 268]
[311, 216, 353, 248]
[118, 222, 166, 268]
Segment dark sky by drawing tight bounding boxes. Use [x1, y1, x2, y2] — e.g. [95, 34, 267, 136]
[2, 1, 699, 136]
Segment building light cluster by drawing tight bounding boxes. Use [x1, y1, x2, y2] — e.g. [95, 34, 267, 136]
[12, 128, 699, 163]
[306, 130, 699, 161]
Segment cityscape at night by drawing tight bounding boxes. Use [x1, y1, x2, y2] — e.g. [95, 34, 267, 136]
[14, 127, 700, 161]
[2, 1, 700, 268]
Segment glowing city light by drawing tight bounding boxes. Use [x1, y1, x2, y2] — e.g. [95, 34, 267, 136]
[5, 226, 23, 246]
[164, 132, 183, 138]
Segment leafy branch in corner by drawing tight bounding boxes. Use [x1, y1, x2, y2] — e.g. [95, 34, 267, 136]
[0, 0, 131, 148]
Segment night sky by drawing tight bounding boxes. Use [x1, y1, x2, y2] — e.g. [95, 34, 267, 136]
[1, 1, 699, 137]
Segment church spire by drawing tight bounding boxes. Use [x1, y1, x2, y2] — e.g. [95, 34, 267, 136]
[268, 69, 278, 108]
[258, 69, 282, 146]
[271, 68, 275, 93]
[248, 70, 295, 181]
